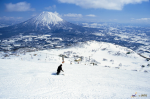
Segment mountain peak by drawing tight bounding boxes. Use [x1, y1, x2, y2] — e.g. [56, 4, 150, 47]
[31, 11, 63, 27]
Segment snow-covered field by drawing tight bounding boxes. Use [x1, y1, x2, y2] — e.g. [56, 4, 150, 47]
[0, 41, 150, 99]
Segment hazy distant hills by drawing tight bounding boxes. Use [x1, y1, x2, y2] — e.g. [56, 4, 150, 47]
[0, 20, 22, 28]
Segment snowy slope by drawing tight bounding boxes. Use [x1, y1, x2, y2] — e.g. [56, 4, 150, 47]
[0, 41, 150, 99]
[1, 41, 150, 72]
[0, 59, 150, 99]
[29, 11, 64, 29]
[33, 11, 63, 25]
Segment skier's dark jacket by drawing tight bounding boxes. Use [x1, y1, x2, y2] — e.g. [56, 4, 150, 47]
[57, 64, 63, 74]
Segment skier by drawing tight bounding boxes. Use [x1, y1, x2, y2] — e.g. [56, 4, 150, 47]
[57, 64, 64, 75]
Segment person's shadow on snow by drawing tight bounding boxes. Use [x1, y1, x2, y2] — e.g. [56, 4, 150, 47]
[51, 72, 57, 75]
[51, 72, 64, 75]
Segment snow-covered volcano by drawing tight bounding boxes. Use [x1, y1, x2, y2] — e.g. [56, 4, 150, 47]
[0, 11, 96, 39]
[28, 11, 64, 29]
[32, 11, 63, 25]
[22, 11, 68, 30]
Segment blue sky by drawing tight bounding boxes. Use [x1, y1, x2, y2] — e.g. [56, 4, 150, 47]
[0, 0, 150, 24]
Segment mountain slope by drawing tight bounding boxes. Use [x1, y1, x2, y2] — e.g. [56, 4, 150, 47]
[31, 11, 63, 27]
[1, 40, 149, 72]
[0, 41, 150, 98]
[0, 59, 150, 99]
[0, 11, 97, 39]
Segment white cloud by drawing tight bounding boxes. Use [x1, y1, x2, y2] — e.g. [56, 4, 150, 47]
[45, 5, 56, 10]
[137, 18, 150, 21]
[64, 13, 82, 17]
[5, 2, 35, 12]
[86, 14, 96, 17]
[0, 16, 23, 20]
[54, 11, 62, 17]
[58, 0, 148, 10]
[131, 18, 150, 23]
[131, 18, 150, 21]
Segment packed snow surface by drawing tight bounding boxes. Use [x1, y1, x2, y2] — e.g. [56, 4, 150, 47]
[0, 41, 150, 99]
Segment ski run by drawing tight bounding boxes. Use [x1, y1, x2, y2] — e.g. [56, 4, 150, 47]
[0, 41, 150, 99]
